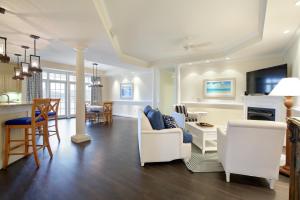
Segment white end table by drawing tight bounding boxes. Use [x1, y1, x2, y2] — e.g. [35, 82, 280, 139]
[185, 122, 218, 154]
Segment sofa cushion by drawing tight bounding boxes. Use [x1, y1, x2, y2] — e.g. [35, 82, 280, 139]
[183, 130, 193, 143]
[162, 115, 178, 129]
[144, 105, 152, 115]
[141, 112, 153, 131]
[147, 109, 165, 130]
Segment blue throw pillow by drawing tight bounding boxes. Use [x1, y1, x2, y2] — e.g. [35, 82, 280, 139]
[182, 129, 193, 143]
[144, 105, 152, 116]
[162, 115, 178, 129]
[147, 109, 165, 130]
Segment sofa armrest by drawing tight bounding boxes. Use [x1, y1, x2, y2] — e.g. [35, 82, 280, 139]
[217, 127, 227, 166]
[142, 128, 183, 135]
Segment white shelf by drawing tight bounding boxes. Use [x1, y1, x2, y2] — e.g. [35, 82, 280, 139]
[182, 101, 244, 109]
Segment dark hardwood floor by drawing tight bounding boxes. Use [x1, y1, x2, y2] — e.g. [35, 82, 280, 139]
[0, 117, 289, 200]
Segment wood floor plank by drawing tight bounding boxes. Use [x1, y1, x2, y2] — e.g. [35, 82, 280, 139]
[0, 117, 289, 200]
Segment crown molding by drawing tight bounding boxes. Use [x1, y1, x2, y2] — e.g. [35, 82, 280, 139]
[92, 0, 149, 68]
[93, 0, 267, 68]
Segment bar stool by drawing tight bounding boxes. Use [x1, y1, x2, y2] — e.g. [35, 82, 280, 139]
[3, 98, 53, 169]
[48, 98, 60, 141]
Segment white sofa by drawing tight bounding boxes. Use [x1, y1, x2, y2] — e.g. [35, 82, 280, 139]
[217, 120, 286, 189]
[137, 110, 191, 166]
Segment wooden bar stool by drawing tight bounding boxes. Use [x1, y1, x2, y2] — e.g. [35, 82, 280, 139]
[48, 98, 60, 141]
[103, 101, 113, 125]
[3, 98, 53, 169]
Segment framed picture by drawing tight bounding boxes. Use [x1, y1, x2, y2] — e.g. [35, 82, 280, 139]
[203, 78, 235, 98]
[120, 83, 134, 99]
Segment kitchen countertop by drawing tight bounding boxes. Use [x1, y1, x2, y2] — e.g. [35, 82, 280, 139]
[0, 102, 32, 107]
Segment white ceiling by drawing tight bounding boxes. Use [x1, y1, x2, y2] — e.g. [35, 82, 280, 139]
[0, 0, 138, 72]
[230, 0, 300, 60]
[1, 0, 300, 71]
[103, 0, 265, 63]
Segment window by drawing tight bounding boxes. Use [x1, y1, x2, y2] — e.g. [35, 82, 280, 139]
[50, 82, 66, 116]
[85, 76, 92, 104]
[49, 73, 67, 81]
[70, 83, 76, 115]
[69, 75, 76, 82]
[42, 81, 47, 98]
[42, 70, 94, 117]
[42, 72, 47, 80]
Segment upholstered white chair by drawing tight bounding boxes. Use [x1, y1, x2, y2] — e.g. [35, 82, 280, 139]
[137, 110, 191, 166]
[217, 120, 286, 189]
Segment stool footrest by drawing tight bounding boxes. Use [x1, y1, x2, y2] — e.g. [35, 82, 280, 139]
[9, 143, 25, 151]
[10, 140, 26, 142]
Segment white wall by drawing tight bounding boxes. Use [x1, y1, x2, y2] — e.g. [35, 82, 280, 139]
[180, 55, 286, 125]
[284, 32, 300, 116]
[159, 69, 176, 115]
[105, 71, 153, 118]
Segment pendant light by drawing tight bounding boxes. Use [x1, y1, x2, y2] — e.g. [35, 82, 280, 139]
[89, 63, 103, 87]
[29, 35, 42, 73]
[12, 53, 24, 80]
[20, 45, 32, 77]
[0, 37, 10, 63]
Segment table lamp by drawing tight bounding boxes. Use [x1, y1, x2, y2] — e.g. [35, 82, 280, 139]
[269, 77, 300, 176]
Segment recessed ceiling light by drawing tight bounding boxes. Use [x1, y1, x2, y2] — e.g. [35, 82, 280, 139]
[296, 0, 300, 6]
[205, 60, 210, 63]
[187, 63, 192, 65]
[283, 30, 290, 34]
[225, 57, 230, 60]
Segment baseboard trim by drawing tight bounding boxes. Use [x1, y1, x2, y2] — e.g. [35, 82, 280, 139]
[113, 113, 137, 119]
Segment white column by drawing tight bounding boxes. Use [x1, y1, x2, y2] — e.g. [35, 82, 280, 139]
[175, 65, 181, 104]
[71, 48, 91, 143]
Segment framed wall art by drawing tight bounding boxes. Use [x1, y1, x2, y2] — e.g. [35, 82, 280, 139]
[120, 83, 134, 99]
[203, 78, 235, 98]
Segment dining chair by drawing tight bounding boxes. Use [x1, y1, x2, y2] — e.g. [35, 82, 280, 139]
[103, 101, 113, 125]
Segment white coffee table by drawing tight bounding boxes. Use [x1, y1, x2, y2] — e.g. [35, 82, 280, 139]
[185, 122, 218, 154]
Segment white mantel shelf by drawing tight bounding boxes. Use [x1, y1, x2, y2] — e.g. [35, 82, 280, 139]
[182, 101, 244, 109]
[112, 100, 152, 104]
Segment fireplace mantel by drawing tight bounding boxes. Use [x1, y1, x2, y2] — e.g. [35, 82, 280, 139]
[243, 95, 285, 122]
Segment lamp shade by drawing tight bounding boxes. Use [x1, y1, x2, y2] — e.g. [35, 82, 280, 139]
[269, 77, 300, 97]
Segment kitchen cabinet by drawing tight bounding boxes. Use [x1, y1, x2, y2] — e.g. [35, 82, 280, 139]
[0, 73, 21, 93]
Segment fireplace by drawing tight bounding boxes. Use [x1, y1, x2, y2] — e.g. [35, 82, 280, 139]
[247, 107, 276, 121]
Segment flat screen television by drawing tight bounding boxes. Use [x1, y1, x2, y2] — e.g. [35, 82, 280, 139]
[246, 64, 287, 95]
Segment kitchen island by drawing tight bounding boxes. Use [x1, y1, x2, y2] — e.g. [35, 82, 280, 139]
[0, 102, 32, 168]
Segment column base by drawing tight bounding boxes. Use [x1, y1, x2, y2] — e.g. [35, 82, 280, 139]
[71, 134, 91, 143]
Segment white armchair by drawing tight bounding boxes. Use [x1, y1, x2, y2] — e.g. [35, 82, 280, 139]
[138, 110, 191, 166]
[217, 120, 286, 189]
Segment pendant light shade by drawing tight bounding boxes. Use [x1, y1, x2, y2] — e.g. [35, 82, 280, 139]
[12, 53, 24, 80]
[0, 36, 10, 63]
[29, 35, 42, 73]
[20, 45, 32, 77]
[89, 63, 103, 87]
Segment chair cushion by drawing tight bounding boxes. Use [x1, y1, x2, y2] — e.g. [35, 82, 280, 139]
[144, 105, 152, 116]
[48, 111, 56, 116]
[146, 109, 165, 130]
[5, 117, 44, 125]
[162, 115, 178, 129]
[183, 129, 193, 143]
[35, 110, 56, 117]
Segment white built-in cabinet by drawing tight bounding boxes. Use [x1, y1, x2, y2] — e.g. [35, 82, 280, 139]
[0, 64, 21, 93]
